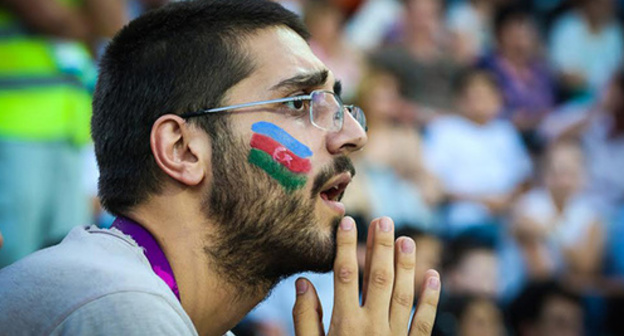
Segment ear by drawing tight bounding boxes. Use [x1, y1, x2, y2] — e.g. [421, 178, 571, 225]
[150, 114, 207, 186]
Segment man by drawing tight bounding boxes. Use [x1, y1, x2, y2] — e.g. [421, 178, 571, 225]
[0, 1, 441, 335]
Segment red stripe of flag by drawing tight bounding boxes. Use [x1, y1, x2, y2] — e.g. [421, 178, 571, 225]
[250, 133, 311, 174]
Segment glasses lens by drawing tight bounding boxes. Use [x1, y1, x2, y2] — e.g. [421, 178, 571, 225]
[311, 91, 343, 131]
[350, 106, 367, 131]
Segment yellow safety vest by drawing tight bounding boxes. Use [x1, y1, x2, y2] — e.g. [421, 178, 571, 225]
[0, 0, 95, 145]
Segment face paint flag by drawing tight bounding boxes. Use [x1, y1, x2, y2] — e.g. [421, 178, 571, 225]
[249, 121, 312, 192]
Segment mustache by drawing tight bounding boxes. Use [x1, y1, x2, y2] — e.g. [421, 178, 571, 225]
[310, 155, 356, 198]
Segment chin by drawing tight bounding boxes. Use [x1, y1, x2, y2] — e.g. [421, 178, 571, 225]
[292, 216, 341, 275]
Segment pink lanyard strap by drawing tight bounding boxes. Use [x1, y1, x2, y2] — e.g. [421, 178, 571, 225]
[112, 217, 181, 301]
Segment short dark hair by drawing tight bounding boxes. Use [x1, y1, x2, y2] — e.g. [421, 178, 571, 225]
[442, 236, 495, 272]
[507, 280, 582, 333]
[493, 4, 532, 40]
[452, 67, 499, 97]
[92, 0, 309, 215]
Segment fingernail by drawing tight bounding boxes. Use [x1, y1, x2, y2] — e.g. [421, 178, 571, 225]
[401, 239, 415, 254]
[379, 218, 392, 232]
[296, 279, 308, 295]
[428, 276, 440, 290]
[340, 217, 354, 231]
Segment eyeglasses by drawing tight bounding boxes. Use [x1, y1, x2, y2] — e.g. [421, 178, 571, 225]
[180, 89, 367, 132]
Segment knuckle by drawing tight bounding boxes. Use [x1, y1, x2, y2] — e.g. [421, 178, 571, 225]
[415, 320, 434, 335]
[292, 301, 312, 319]
[335, 265, 357, 284]
[376, 239, 395, 249]
[370, 269, 392, 289]
[397, 257, 416, 270]
[392, 292, 413, 308]
[423, 292, 440, 307]
[336, 234, 356, 248]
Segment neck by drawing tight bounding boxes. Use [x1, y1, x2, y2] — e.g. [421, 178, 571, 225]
[407, 30, 438, 59]
[129, 199, 269, 336]
[585, 15, 606, 34]
[500, 49, 528, 69]
[549, 190, 569, 213]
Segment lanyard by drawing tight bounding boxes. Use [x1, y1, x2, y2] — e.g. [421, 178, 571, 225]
[111, 217, 181, 301]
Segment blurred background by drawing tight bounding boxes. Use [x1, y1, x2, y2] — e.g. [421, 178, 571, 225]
[1, 0, 623, 335]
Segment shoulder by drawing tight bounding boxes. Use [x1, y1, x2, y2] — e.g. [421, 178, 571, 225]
[50, 291, 196, 336]
[0, 226, 183, 335]
[426, 115, 465, 134]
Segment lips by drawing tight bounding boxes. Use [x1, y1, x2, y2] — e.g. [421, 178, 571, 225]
[318, 173, 352, 214]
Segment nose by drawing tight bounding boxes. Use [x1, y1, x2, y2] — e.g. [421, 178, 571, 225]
[326, 109, 367, 155]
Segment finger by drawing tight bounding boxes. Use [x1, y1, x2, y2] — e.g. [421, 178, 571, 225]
[293, 278, 325, 336]
[363, 216, 395, 319]
[390, 237, 416, 334]
[332, 216, 360, 315]
[409, 270, 441, 336]
[361, 218, 379, 305]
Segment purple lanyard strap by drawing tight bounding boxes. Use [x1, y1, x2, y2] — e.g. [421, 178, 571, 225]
[112, 217, 181, 301]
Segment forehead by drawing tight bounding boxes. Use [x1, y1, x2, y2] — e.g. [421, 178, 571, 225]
[229, 26, 332, 100]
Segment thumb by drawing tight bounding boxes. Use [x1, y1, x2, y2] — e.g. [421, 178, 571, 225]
[292, 278, 324, 336]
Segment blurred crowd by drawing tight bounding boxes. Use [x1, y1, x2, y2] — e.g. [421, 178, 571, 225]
[1, 0, 623, 335]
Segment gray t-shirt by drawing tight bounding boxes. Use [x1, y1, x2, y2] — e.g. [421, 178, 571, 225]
[0, 226, 212, 335]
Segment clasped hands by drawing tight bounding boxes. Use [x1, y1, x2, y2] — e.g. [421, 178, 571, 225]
[293, 217, 441, 336]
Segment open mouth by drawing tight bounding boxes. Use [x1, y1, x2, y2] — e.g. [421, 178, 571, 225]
[319, 173, 351, 214]
[320, 182, 348, 202]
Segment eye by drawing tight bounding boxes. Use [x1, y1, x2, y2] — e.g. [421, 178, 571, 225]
[283, 98, 308, 114]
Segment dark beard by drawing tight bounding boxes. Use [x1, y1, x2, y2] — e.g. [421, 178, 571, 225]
[201, 119, 352, 299]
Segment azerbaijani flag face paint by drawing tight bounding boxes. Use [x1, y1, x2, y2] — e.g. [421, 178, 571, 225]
[249, 121, 312, 192]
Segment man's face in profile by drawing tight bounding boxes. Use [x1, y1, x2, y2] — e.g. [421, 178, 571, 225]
[200, 26, 366, 289]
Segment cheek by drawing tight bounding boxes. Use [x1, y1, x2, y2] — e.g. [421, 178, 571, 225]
[248, 121, 314, 192]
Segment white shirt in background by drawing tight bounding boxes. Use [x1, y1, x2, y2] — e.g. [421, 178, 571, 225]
[424, 115, 532, 227]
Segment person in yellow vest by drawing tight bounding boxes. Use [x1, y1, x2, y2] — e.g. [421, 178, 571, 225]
[0, 0, 126, 267]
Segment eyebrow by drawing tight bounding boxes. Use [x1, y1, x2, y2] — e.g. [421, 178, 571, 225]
[333, 80, 342, 98]
[270, 69, 330, 93]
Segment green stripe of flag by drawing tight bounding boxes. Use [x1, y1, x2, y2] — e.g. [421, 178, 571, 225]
[248, 148, 307, 192]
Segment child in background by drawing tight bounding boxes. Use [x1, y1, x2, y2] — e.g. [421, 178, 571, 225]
[508, 281, 584, 336]
[436, 295, 506, 336]
[442, 237, 499, 298]
[342, 67, 442, 231]
[511, 140, 604, 283]
[424, 68, 532, 237]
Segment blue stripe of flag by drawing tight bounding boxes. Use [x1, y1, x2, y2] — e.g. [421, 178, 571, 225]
[251, 121, 313, 158]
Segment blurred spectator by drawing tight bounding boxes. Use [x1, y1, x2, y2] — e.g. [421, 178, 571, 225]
[549, 0, 623, 97]
[304, 0, 365, 101]
[342, 68, 442, 229]
[442, 237, 499, 298]
[511, 141, 604, 283]
[581, 71, 624, 215]
[371, 0, 463, 113]
[446, 0, 498, 64]
[345, 0, 403, 51]
[0, 0, 126, 268]
[0, 230, 3, 250]
[478, 5, 556, 151]
[436, 295, 505, 336]
[508, 280, 584, 336]
[424, 69, 532, 234]
[550, 71, 624, 215]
